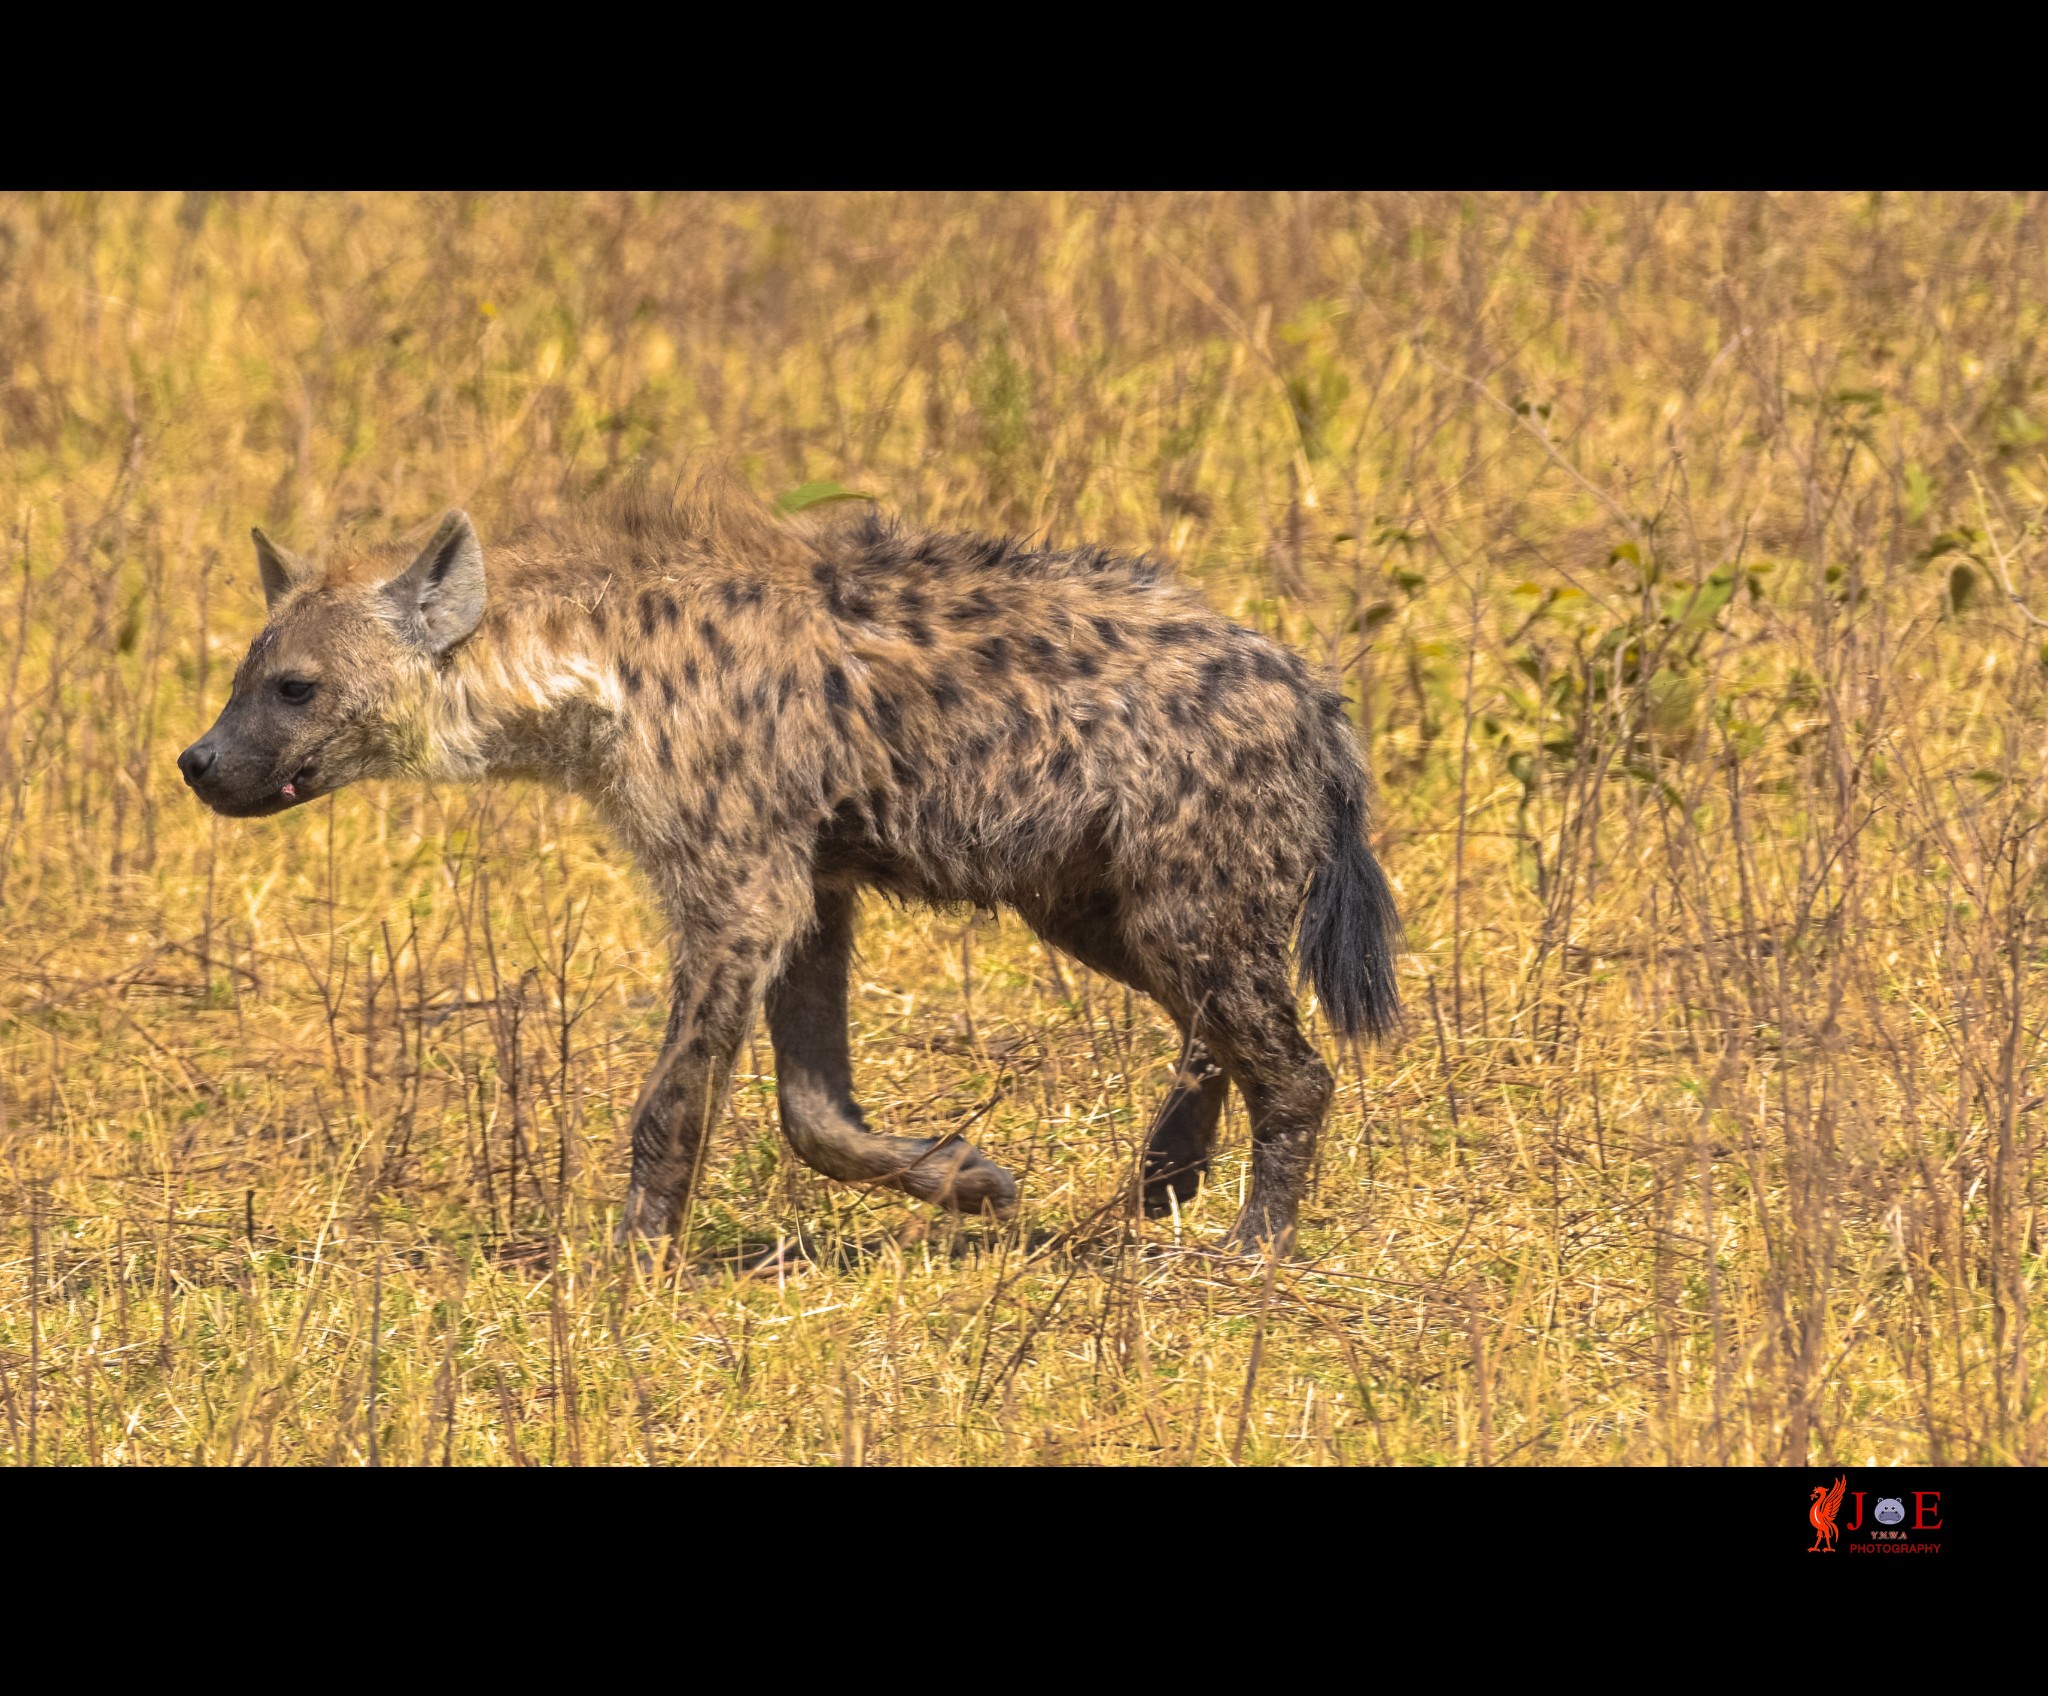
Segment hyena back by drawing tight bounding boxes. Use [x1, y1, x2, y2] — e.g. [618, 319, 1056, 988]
[179, 490, 1402, 1252]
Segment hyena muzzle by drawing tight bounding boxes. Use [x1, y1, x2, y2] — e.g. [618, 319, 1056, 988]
[179, 492, 1402, 1253]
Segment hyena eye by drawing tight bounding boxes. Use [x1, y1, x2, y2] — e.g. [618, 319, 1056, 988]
[278, 678, 316, 704]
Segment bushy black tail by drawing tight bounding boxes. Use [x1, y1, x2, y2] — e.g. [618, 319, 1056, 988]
[1298, 748, 1404, 1043]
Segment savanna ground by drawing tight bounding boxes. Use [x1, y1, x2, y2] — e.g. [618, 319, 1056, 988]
[2, 192, 2045, 1465]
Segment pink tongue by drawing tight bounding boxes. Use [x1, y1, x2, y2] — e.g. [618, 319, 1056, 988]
[281, 782, 297, 799]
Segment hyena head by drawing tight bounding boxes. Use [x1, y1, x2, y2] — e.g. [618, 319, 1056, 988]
[178, 510, 486, 817]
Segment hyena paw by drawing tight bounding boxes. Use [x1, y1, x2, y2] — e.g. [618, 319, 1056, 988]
[615, 1184, 680, 1248]
[1222, 1198, 1298, 1258]
[898, 1139, 1019, 1217]
[1141, 1150, 1209, 1218]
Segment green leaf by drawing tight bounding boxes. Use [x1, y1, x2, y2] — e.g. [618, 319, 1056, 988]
[1647, 668, 1698, 737]
[1668, 570, 1737, 633]
[1904, 462, 1935, 525]
[2000, 407, 2047, 451]
[1948, 562, 1979, 615]
[115, 593, 144, 655]
[774, 480, 876, 515]
[1917, 527, 1979, 565]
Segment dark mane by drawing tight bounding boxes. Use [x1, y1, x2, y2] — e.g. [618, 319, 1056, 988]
[509, 471, 817, 574]
[825, 508, 1174, 593]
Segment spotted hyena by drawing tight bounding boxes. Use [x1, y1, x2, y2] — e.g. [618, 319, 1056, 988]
[179, 488, 1402, 1252]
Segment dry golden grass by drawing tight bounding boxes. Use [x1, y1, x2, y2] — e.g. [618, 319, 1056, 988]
[2, 191, 2045, 1464]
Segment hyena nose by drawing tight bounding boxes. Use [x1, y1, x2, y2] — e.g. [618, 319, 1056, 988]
[177, 742, 217, 786]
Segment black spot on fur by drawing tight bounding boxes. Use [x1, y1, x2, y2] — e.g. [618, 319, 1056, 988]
[949, 589, 1001, 625]
[824, 666, 850, 711]
[1199, 654, 1243, 696]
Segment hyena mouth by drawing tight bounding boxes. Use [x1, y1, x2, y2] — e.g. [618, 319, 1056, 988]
[279, 761, 320, 804]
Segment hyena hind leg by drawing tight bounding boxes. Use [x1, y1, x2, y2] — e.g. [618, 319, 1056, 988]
[765, 885, 1017, 1216]
[1028, 893, 1226, 1218]
[1201, 986, 1334, 1256]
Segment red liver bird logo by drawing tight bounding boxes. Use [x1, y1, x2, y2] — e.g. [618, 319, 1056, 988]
[1809, 1476, 1847, 1552]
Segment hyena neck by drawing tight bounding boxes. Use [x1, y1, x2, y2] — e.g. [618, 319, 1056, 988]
[410, 608, 625, 793]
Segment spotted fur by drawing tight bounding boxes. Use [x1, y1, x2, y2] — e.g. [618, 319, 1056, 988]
[180, 486, 1402, 1251]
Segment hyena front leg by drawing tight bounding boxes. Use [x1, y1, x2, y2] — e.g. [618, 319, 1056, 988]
[1143, 1032, 1228, 1218]
[765, 884, 1017, 1215]
[617, 936, 780, 1247]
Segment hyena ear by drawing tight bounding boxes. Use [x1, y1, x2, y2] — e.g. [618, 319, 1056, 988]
[384, 509, 486, 653]
[251, 528, 315, 610]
